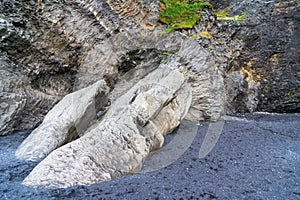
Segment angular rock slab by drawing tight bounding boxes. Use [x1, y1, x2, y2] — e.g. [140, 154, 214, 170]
[15, 80, 109, 161]
[22, 67, 191, 188]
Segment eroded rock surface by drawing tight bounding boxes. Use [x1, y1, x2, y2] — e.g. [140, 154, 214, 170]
[0, 55, 61, 136]
[22, 67, 191, 188]
[1, 0, 299, 136]
[0, 0, 184, 135]
[180, 41, 225, 121]
[15, 81, 109, 161]
[0, 0, 82, 135]
[1, 0, 299, 192]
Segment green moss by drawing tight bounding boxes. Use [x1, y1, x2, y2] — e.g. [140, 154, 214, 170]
[159, 0, 212, 33]
[215, 7, 231, 18]
[60, 75, 65, 82]
[159, 2, 246, 33]
[162, 51, 176, 56]
[215, 7, 246, 21]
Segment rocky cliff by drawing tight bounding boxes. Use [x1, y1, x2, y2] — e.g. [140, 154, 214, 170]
[1, 0, 299, 135]
[1, 0, 299, 189]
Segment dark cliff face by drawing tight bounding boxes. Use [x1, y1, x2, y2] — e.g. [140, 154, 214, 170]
[228, 0, 300, 113]
[0, 0, 299, 135]
[248, 1, 300, 112]
[0, 0, 77, 134]
[202, 0, 300, 113]
[0, 0, 80, 94]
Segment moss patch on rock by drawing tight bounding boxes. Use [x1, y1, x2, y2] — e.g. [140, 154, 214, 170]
[215, 7, 246, 21]
[159, 0, 212, 33]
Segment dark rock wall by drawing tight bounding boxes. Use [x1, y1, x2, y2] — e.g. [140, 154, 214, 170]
[197, 0, 299, 113]
[253, 1, 299, 112]
[1, 0, 79, 93]
[0, 0, 78, 135]
[225, 0, 300, 113]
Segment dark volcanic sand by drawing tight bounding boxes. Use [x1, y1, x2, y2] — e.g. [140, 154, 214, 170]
[0, 113, 299, 199]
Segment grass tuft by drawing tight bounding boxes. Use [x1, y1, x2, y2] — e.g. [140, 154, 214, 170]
[159, 0, 212, 33]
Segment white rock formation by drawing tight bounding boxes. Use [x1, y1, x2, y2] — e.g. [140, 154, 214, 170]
[15, 80, 109, 161]
[22, 67, 192, 188]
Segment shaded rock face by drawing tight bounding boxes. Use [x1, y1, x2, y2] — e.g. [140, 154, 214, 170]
[0, 54, 62, 135]
[0, 0, 81, 135]
[211, 0, 300, 113]
[238, 0, 300, 112]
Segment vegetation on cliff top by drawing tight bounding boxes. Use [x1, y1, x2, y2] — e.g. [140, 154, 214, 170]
[159, 0, 246, 33]
[215, 7, 246, 21]
[159, 0, 212, 33]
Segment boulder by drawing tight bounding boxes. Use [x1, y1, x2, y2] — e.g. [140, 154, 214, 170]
[15, 80, 109, 161]
[22, 67, 191, 188]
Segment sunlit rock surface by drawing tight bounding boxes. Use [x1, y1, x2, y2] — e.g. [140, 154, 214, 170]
[22, 67, 191, 188]
[15, 80, 109, 161]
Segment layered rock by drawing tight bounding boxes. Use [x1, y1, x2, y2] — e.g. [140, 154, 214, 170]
[108, 40, 225, 122]
[1, 0, 299, 136]
[15, 81, 109, 161]
[16, 42, 224, 187]
[0, 0, 82, 135]
[0, 55, 61, 136]
[3, 0, 298, 190]
[0, 0, 186, 135]
[22, 67, 191, 188]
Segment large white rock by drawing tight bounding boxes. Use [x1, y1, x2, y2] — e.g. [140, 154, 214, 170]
[15, 80, 109, 161]
[22, 67, 191, 188]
